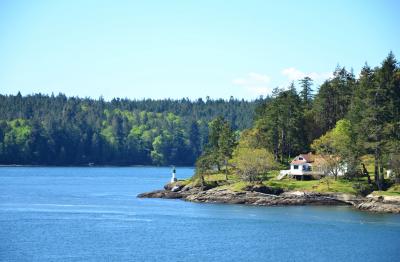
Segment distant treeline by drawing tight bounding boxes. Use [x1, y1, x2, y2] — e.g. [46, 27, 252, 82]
[0, 95, 260, 165]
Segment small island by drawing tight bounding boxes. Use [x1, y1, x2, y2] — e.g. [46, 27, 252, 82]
[140, 53, 400, 214]
[138, 159, 400, 214]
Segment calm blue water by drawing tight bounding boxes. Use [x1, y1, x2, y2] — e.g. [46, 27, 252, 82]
[0, 167, 399, 262]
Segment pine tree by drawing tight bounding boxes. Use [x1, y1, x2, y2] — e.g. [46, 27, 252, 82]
[299, 76, 313, 109]
[189, 121, 201, 161]
[313, 67, 355, 135]
[255, 84, 304, 162]
[348, 52, 400, 189]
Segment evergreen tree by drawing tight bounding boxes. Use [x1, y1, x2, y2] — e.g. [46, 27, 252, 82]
[255, 84, 305, 162]
[189, 121, 201, 161]
[313, 67, 355, 135]
[299, 76, 313, 109]
[348, 52, 400, 188]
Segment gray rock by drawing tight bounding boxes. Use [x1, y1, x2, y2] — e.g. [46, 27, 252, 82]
[137, 190, 182, 199]
[164, 183, 176, 191]
[243, 184, 283, 195]
[356, 200, 400, 213]
[181, 185, 192, 191]
[138, 183, 400, 214]
[171, 185, 182, 192]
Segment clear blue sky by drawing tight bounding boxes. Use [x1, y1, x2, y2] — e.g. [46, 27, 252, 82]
[0, 0, 399, 100]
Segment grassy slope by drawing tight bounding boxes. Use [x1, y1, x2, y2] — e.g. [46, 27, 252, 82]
[190, 171, 363, 194]
[185, 156, 399, 196]
[265, 179, 358, 194]
[373, 184, 400, 196]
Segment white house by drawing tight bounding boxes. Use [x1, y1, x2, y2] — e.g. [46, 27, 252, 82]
[289, 153, 314, 175]
[278, 152, 346, 180]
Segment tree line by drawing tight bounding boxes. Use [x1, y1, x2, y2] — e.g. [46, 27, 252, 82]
[197, 52, 400, 188]
[0, 95, 259, 165]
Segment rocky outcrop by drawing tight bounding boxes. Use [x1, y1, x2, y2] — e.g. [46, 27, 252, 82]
[183, 187, 347, 206]
[140, 184, 350, 206]
[243, 184, 284, 195]
[137, 190, 183, 199]
[138, 183, 400, 213]
[356, 194, 400, 213]
[357, 200, 400, 213]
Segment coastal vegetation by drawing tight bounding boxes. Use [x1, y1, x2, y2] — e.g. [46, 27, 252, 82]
[193, 52, 400, 196]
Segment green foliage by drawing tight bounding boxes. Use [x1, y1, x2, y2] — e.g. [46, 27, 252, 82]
[0, 96, 258, 165]
[371, 183, 400, 196]
[347, 52, 400, 189]
[194, 152, 215, 185]
[299, 76, 313, 109]
[205, 117, 237, 170]
[313, 67, 355, 135]
[230, 147, 276, 182]
[1, 52, 399, 179]
[0, 119, 31, 162]
[265, 178, 360, 194]
[311, 119, 353, 154]
[352, 182, 375, 196]
[311, 119, 359, 179]
[100, 125, 116, 145]
[255, 85, 305, 162]
[228, 181, 251, 192]
[388, 153, 400, 183]
[6, 119, 31, 145]
[386, 184, 400, 195]
[193, 52, 398, 196]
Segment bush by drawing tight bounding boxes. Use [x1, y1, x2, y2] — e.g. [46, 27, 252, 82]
[230, 147, 276, 182]
[243, 184, 283, 195]
[352, 183, 375, 196]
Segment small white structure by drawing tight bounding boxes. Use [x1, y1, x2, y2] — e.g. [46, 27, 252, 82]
[278, 153, 346, 180]
[171, 167, 177, 183]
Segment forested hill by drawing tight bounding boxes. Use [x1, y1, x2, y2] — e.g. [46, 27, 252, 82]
[0, 94, 261, 165]
[195, 52, 399, 191]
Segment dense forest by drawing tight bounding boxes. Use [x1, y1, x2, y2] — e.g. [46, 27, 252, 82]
[197, 52, 400, 189]
[0, 95, 259, 165]
[1, 52, 399, 181]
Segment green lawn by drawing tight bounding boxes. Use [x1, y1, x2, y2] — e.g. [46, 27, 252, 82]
[373, 184, 400, 196]
[264, 178, 357, 194]
[211, 177, 360, 194]
[203, 173, 239, 182]
[227, 181, 250, 192]
[374, 191, 400, 196]
[186, 169, 400, 196]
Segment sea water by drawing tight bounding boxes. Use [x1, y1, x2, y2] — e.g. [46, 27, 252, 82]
[0, 167, 399, 261]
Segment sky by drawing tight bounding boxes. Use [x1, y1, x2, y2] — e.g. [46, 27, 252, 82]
[0, 0, 399, 101]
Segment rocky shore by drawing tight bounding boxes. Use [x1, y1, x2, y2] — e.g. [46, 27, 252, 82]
[138, 182, 400, 214]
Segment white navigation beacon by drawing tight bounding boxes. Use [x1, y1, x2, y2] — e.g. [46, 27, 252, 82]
[171, 167, 177, 183]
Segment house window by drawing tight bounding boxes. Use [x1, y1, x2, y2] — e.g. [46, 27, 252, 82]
[293, 165, 298, 169]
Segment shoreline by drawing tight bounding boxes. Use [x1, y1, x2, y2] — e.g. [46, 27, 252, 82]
[0, 164, 195, 168]
[138, 183, 400, 214]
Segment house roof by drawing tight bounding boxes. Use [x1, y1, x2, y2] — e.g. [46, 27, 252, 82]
[299, 153, 314, 162]
[291, 160, 307, 165]
[290, 152, 314, 165]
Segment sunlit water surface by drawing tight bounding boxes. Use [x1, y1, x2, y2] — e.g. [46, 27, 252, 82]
[0, 167, 399, 261]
